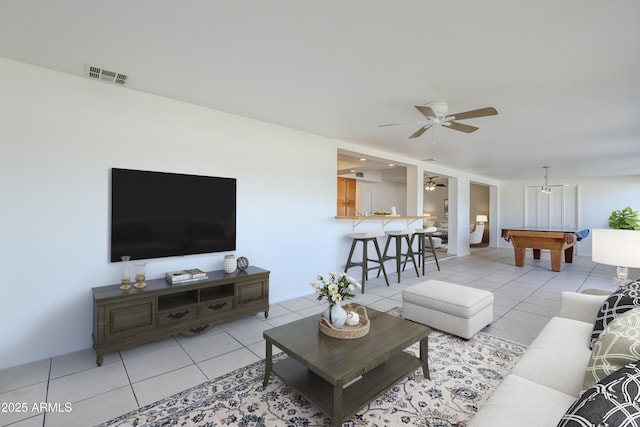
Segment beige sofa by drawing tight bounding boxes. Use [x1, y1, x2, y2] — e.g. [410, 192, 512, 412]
[468, 291, 610, 427]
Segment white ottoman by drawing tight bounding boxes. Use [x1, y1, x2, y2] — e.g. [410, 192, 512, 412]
[402, 280, 494, 339]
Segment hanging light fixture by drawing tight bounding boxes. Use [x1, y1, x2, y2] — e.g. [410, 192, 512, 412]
[540, 166, 553, 194]
[425, 180, 436, 191]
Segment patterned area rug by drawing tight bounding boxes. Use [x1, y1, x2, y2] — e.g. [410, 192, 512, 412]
[99, 310, 525, 427]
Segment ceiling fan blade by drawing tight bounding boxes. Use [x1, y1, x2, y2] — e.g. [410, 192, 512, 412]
[448, 107, 498, 121]
[409, 125, 431, 138]
[414, 105, 436, 118]
[444, 121, 479, 133]
[378, 122, 418, 127]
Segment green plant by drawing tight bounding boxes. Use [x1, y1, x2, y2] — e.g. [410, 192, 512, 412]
[608, 206, 640, 230]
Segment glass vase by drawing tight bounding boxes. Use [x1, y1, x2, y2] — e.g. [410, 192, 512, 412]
[120, 256, 131, 290]
[134, 262, 147, 289]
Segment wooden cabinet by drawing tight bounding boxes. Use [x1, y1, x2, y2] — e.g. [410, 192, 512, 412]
[337, 177, 356, 216]
[92, 266, 269, 365]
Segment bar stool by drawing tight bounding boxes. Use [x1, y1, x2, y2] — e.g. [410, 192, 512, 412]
[409, 226, 441, 275]
[378, 229, 420, 283]
[344, 231, 389, 293]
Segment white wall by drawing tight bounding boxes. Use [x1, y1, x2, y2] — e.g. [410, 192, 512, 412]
[498, 176, 640, 255]
[0, 59, 347, 369]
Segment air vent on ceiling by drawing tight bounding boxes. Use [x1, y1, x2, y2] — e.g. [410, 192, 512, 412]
[355, 172, 364, 177]
[85, 64, 128, 86]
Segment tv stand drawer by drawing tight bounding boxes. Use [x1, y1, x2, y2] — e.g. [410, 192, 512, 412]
[157, 306, 197, 326]
[199, 297, 234, 316]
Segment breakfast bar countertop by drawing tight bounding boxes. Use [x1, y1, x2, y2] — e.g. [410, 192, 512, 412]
[335, 215, 436, 228]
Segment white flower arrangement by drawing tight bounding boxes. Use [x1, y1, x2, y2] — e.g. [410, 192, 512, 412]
[310, 272, 361, 303]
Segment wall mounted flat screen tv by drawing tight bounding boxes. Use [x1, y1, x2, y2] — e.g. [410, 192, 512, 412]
[110, 168, 236, 262]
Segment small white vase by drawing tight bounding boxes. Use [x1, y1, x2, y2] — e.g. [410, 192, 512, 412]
[345, 310, 360, 326]
[223, 255, 237, 273]
[222, 255, 238, 273]
[323, 303, 347, 329]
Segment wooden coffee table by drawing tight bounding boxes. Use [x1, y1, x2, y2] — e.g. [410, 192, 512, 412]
[263, 306, 430, 427]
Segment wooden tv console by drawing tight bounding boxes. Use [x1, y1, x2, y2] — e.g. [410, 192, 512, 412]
[92, 266, 270, 366]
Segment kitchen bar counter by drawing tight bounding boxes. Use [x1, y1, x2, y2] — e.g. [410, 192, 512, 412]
[335, 215, 435, 228]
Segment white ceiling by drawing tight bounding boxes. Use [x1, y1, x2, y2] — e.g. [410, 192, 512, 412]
[2, 0, 639, 180]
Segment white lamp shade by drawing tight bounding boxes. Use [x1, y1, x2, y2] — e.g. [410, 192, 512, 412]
[476, 215, 488, 223]
[592, 229, 640, 268]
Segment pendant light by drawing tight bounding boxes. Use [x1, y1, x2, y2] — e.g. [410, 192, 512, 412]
[540, 166, 552, 194]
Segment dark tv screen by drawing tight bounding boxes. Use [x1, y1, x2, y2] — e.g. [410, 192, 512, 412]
[110, 168, 236, 262]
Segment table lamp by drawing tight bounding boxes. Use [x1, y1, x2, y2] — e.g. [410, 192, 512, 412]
[476, 215, 488, 224]
[592, 229, 640, 287]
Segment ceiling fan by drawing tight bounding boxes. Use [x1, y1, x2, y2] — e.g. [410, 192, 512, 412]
[380, 101, 498, 138]
[424, 176, 447, 191]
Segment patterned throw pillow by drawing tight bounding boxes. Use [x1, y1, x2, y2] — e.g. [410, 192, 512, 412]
[582, 308, 640, 393]
[558, 361, 640, 427]
[590, 281, 640, 349]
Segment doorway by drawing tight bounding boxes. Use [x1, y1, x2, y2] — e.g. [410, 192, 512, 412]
[470, 183, 490, 247]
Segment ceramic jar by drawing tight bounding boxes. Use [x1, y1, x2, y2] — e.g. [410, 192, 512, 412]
[223, 255, 237, 273]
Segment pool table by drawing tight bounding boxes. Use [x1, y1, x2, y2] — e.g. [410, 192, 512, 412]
[501, 227, 589, 272]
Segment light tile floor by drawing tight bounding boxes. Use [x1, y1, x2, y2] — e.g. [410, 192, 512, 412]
[1, 248, 622, 426]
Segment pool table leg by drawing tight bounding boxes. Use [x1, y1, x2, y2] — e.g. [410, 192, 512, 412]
[550, 250, 563, 272]
[564, 246, 574, 263]
[514, 247, 526, 267]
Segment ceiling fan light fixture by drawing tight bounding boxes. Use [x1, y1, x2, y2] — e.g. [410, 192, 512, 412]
[540, 166, 553, 194]
[427, 101, 449, 118]
[425, 180, 437, 191]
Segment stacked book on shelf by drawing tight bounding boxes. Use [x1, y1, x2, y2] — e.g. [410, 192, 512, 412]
[166, 268, 208, 285]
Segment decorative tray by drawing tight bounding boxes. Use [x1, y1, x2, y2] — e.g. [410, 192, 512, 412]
[319, 305, 370, 339]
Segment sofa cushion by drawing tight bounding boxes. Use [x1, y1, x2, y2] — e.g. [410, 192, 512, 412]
[582, 307, 640, 393]
[511, 317, 593, 397]
[558, 361, 640, 427]
[467, 374, 576, 427]
[591, 281, 640, 348]
[558, 291, 610, 324]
